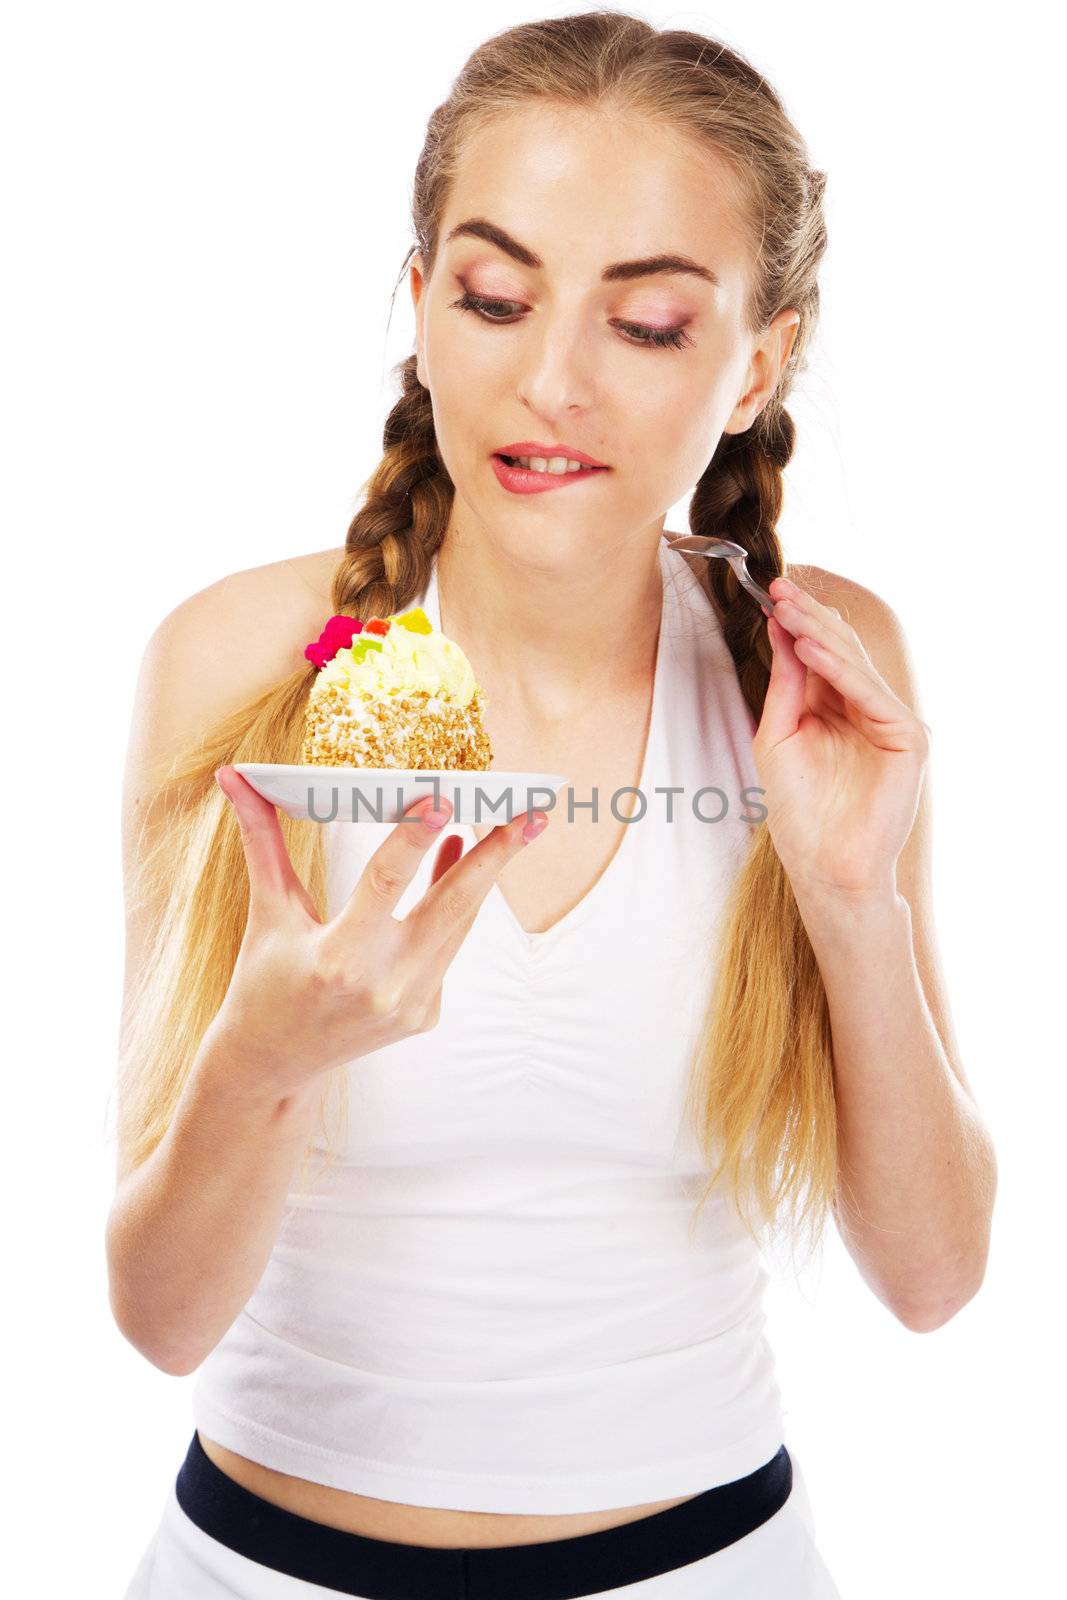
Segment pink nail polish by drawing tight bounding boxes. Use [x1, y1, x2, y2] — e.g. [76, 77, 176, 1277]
[522, 814, 547, 844]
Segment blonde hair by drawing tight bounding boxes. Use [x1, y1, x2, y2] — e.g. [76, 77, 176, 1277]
[117, 10, 834, 1268]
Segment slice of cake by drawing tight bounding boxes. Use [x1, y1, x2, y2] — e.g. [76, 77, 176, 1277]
[301, 606, 492, 770]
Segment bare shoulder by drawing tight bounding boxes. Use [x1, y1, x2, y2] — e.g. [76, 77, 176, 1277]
[123, 544, 347, 818]
[156, 543, 348, 681]
[137, 545, 347, 750]
[787, 560, 890, 620]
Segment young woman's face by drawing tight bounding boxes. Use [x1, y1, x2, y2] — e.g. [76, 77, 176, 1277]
[411, 103, 797, 567]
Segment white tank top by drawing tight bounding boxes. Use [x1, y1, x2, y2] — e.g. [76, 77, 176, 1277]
[191, 536, 787, 1513]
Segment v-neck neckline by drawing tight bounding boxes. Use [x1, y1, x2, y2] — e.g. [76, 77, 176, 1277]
[423, 540, 672, 949]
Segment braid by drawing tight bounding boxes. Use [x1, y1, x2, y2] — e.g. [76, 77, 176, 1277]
[329, 354, 453, 625]
[689, 405, 796, 723]
[686, 400, 836, 1259]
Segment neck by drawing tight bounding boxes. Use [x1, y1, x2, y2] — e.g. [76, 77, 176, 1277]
[434, 517, 666, 720]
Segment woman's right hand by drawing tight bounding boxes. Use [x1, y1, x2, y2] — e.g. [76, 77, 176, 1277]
[207, 766, 548, 1101]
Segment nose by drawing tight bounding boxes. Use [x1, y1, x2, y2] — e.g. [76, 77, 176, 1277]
[514, 316, 596, 419]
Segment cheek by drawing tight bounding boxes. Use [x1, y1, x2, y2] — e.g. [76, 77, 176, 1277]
[430, 328, 509, 434]
[633, 368, 722, 465]
[660, 437, 717, 507]
[425, 328, 490, 428]
[431, 303, 499, 366]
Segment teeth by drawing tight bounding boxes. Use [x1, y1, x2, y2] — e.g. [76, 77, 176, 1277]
[503, 455, 595, 473]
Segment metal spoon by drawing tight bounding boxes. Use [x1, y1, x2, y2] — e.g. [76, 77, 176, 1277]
[664, 532, 775, 615]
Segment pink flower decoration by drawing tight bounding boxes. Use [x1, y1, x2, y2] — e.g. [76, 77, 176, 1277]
[305, 613, 364, 669]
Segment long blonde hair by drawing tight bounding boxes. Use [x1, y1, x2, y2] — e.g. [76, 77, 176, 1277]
[117, 10, 834, 1267]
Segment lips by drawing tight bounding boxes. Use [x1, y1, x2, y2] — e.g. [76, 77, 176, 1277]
[490, 454, 608, 495]
[493, 441, 609, 469]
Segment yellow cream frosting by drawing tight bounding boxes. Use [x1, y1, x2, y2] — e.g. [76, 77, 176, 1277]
[314, 610, 477, 708]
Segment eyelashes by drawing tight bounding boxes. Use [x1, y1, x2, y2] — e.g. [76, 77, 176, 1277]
[449, 289, 695, 352]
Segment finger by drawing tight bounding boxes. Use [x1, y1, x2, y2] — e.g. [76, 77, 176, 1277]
[430, 831, 465, 887]
[756, 613, 809, 748]
[341, 793, 455, 925]
[216, 765, 314, 916]
[407, 807, 547, 957]
[771, 595, 884, 690]
[788, 632, 917, 743]
[768, 580, 873, 665]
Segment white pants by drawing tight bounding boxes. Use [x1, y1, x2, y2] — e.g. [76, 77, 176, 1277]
[123, 1450, 842, 1599]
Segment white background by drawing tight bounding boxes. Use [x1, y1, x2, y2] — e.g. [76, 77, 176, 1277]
[4, 2, 1063, 1595]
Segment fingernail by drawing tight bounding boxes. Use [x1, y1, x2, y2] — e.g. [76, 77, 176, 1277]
[522, 813, 548, 844]
[423, 801, 452, 829]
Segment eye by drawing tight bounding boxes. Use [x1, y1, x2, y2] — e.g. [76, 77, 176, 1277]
[449, 290, 695, 352]
[451, 290, 521, 322]
[615, 319, 695, 351]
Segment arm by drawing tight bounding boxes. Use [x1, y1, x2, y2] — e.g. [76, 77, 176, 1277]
[799, 886, 995, 1332]
[106, 1031, 319, 1375]
[106, 577, 325, 1374]
[784, 569, 997, 1332]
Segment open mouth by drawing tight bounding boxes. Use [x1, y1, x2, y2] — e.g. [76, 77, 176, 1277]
[494, 453, 607, 474]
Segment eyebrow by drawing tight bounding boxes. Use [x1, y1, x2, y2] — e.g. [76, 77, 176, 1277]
[443, 217, 721, 289]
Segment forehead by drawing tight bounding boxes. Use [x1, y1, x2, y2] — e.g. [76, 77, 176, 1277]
[441, 102, 753, 286]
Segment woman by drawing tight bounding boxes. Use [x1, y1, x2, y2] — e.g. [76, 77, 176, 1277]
[112, 12, 997, 1597]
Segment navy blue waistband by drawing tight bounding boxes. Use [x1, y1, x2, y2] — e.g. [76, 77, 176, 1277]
[176, 1430, 792, 1599]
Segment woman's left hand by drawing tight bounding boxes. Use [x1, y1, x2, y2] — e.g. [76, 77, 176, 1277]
[751, 575, 931, 899]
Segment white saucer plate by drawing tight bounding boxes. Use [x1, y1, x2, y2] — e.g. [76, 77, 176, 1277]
[234, 765, 568, 825]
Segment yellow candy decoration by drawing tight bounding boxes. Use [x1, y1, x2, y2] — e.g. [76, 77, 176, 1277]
[393, 606, 433, 634]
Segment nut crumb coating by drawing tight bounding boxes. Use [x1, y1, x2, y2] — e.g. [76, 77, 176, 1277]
[302, 684, 492, 771]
